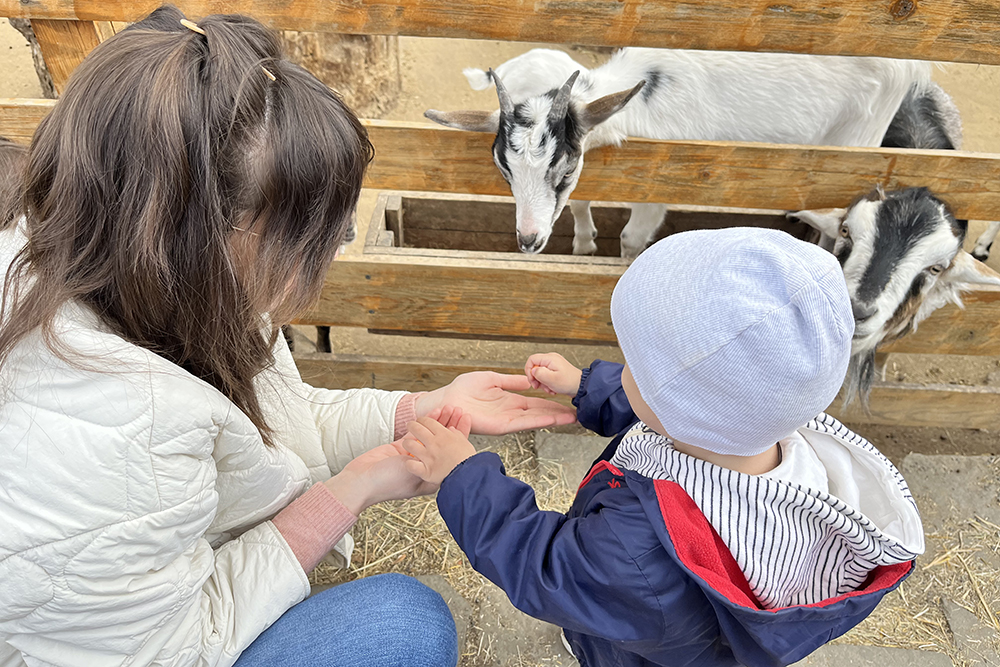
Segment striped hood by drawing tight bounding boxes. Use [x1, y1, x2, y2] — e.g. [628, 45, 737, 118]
[610, 413, 925, 610]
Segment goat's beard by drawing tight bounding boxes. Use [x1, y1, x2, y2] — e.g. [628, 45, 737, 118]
[842, 349, 878, 410]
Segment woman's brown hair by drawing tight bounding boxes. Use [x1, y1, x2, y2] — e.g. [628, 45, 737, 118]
[0, 6, 373, 444]
[0, 137, 27, 230]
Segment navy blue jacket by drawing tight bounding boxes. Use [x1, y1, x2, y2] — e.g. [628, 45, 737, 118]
[436, 360, 913, 666]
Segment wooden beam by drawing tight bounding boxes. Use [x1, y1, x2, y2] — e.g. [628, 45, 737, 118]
[31, 19, 101, 95]
[4, 102, 1000, 219]
[297, 251, 624, 344]
[363, 121, 1000, 220]
[828, 382, 1000, 430]
[2, 1, 1000, 65]
[0, 99, 55, 143]
[881, 286, 1000, 356]
[293, 353, 1000, 430]
[295, 252, 1000, 354]
[294, 352, 563, 395]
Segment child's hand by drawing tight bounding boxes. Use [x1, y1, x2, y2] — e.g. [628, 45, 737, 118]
[402, 409, 476, 485]
[525, 353, 583, 396]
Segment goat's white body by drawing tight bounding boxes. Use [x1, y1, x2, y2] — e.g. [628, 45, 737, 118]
[584, 49, 929, 149]
[467, 48, 931, 256]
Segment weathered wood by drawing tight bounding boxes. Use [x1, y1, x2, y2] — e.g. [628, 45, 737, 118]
[394, 193, 805, 255]
[0, 99, 56, 143]
[293, 353, 1000, 430]
[7, 19, 57, 99]
[363, 121, 1000, 220]
[4, 103, 1000, 219]
[296, 252, 624, 343]
[294, 352, 572, 397]
[829, 382, 1000, 430]
[881, 287, 1000, 356]
[295, 251, 1000, 353]
[3, 0, 1000, 65]
[279, 31, 400, 118]
[31, 19, 101, 95]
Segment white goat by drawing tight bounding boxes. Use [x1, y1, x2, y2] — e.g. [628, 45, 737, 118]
[878, 77, 1000, 264]
[426, 48, 930, 257]
[789, 186, 1000, 405]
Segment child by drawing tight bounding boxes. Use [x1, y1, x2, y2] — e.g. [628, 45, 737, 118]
[403, 228, 925, 667]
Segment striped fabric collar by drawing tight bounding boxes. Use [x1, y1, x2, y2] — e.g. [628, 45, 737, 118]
[610, 416, 922, 609]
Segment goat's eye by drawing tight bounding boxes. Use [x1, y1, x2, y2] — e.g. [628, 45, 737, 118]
[927, 264, 945, 276]
[839, 224, 850, 238]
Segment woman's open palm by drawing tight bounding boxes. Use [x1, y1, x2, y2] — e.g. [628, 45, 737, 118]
[418, 372, 577, 435]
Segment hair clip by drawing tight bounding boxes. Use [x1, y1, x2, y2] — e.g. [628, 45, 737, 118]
[180, 19, 206, 36]
[261, 66, 276, 82]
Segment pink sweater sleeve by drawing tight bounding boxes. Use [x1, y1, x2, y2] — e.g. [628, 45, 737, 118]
[271, 483, 357, 573]
[273, 393, 423, 572]
[393, 392, 423, 440]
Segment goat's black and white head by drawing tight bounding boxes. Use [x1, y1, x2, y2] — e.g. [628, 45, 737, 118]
[789, 186, 1000, 405]
[426, 70, 644, 253]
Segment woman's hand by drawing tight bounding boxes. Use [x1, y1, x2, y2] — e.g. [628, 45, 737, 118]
[415, 371, 577, 435]
[401, 409, 477, 485]
[524, 352, 583, 396]
[324, 442, 439, 516]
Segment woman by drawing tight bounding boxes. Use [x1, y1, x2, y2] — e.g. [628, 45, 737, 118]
[0, 7, 575, 666]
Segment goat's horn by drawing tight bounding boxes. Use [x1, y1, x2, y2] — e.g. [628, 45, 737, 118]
[488, 68, 514, 117]
[548, 70, 580, 122]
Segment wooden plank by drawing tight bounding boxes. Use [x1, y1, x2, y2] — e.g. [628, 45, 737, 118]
[2, 1, 1000, 65]
[363, 121, 1000, 221]
[829, 382, 1000, 430]
[297, 252, 624, 344]
[4, 103, 1000, 220]
[0, 99, 55, 143]
[296, 252, 1000, 353]
[31, 19, 101, 95]
[294, 352, 563, 395]
[881, 286, 1000, 356]
[293, 353, 1000, 430]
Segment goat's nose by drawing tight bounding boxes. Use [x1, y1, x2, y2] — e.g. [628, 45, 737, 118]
[518, 233, 543, 253]
[852, 301, 877, 324]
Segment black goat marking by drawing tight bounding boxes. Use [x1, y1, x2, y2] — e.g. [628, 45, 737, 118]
[835, 239, 853, 266]
[855, 188, 949, 303]
[546, 106, 584, 171]
[882, 83, 956, 150]
[642, 69, 664, 101]
[492, 119, 513, 181]
[952, 217, 968, 241]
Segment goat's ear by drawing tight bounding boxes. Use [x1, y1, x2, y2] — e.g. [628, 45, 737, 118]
[785, 208, 846, 239]
[942, 250, 1000, 286]
[578, 81, 645, 130]
[424, 109, 500, 133]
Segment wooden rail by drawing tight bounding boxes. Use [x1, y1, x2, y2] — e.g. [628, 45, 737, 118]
[2, 0, 1000, 65]
[295, 251, 1000, 355]
[295, 353, 1000, 430]
[4, 101, 1000, 219]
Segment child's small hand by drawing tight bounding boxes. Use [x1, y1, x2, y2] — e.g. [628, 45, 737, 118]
[402, 410, 476, 485]
[524, 353, 583, 396]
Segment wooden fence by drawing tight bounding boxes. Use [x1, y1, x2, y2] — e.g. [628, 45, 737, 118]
[1, 0, 999, 429]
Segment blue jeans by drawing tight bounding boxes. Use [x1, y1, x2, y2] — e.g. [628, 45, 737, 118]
[235, 573, 459, 666]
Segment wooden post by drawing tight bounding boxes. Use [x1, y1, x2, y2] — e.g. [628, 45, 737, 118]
[31, 19, 101, 95]
[280, 31, 400, 117]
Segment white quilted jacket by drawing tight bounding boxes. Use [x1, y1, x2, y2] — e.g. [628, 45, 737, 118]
[0, 226, 407, 666]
